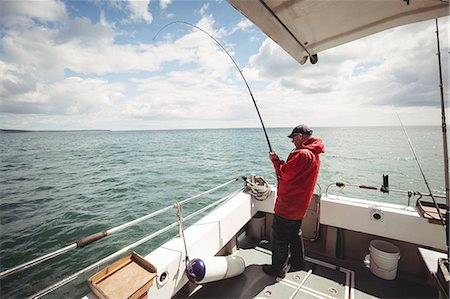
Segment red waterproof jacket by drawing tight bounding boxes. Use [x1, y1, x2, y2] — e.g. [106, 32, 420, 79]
[271, 137, 325, 220]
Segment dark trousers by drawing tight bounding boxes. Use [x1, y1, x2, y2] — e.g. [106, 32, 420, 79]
[271, 214, 305, 271]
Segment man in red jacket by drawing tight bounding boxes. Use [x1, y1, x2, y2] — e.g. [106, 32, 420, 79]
[264, 124, 325, 278]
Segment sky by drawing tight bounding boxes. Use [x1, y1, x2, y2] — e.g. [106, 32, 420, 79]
[0, 0, 449, 131]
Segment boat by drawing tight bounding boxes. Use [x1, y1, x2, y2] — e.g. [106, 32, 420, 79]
[1, 1, 448, 298]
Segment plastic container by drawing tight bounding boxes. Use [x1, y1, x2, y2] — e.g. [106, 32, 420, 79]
[369, 239, 401, 280]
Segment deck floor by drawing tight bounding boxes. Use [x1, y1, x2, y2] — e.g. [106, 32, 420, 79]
[175, 240, 437, 299]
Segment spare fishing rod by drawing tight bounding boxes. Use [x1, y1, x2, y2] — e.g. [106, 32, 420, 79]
[153, 21, 273, 152]
[326, 181, 445, 199]
[434, 18, 449, 261]
[396, 113, 446, 226]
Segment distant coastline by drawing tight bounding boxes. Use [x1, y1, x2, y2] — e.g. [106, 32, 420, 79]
[0, 125, 440, 133]
[0, 129, 111, 133]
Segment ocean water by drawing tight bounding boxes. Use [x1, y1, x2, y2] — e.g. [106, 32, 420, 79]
[0, 126, 446, 298]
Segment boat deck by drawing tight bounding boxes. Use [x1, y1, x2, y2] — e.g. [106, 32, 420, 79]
[174, 240, 437, 299]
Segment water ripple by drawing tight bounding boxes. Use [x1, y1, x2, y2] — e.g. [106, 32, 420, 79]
[0, 127, 444, 298]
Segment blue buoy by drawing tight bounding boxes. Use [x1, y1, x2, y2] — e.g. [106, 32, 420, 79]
[186, 258, 206, 282]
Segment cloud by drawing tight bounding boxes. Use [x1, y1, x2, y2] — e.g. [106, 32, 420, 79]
[1, 1, 447, 130]
[1, 14, 123, 83]
[229, 19, 254, 35]
[160, 0, 172, 10]
[248, 17, 449, 111]
[0, 1, 245, 129]
[127, 0, 152, 24]
[124, 69, 252, 122]
[249, 39, 302, 78]
[238, 17, 449, 128]
[120, 16, 251, 125]
[200, 3, 209, 16]
[158, 15, 234, 76]
[237, 19, 253, 30]
[0, 3, 125, 117]
[0, 0, 169, 117]
[1, 76, 123, 115]
[56, 16, 116, 44]
[0, 0, 67, 27]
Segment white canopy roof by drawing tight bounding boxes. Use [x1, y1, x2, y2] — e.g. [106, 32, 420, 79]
[228, 0, 449, 64]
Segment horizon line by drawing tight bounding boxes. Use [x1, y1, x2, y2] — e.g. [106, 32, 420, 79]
[0, 125, 441, 133]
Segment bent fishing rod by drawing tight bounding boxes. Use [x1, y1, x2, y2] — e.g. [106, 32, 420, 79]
[153, 21, 273, 153]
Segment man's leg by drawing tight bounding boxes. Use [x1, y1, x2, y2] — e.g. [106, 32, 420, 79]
[288, 219, 305, 270]
[264, 215, 290, 278]
[272, 215, 292, 270]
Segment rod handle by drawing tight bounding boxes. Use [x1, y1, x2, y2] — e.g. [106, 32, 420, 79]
[359, 185, 378, 190]
[76, 231, 108, 248]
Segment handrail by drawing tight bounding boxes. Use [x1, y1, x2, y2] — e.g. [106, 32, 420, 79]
[0, 177, 240, 280]
[325, 182, 446, 199]
[31, 187, 243, 299]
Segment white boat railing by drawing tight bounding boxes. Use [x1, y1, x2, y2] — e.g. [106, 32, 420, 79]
[325, 181, 446, 200]
[31, 186, 244, 299]
[0, 177, 244, 297]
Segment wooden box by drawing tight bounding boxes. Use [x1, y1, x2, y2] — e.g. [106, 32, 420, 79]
[416, 199, 447, 224]
[88, 252, 157, 299]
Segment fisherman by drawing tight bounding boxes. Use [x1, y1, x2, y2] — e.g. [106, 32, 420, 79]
[264, 124, 325, 278]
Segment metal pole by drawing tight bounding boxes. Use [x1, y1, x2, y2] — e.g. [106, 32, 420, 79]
[434, 18, 449, 260]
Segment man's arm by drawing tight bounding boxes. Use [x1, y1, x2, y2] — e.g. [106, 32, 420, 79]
[269, 151, 283, 178]
[271, 150, 308, 181]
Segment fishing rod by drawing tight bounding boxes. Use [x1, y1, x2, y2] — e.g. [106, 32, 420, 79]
[327, 181, 446, 199]
[434, 18, 449, 260]
[396, 113, 445, 225]
[153, 21, 273, 152]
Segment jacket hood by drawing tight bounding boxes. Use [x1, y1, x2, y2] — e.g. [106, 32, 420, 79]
[300, 137, 325, 155]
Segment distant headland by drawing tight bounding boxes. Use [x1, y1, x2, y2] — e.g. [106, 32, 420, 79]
[0, 129, 111, 133]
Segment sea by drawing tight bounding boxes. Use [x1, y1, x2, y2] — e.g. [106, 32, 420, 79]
[0, 126, 446, 298]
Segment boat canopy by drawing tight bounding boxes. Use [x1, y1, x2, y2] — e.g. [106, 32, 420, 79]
[227, 0, 449, 64]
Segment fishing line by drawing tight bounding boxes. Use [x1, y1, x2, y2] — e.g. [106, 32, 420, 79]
[396, 112, 445, 225]
[153, 21, 273, 152]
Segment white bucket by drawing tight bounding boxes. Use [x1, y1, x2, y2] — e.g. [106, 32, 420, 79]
[369, 240, 401, 280]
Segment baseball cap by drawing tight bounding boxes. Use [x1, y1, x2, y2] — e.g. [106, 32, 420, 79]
[287, 124, 313, 138]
